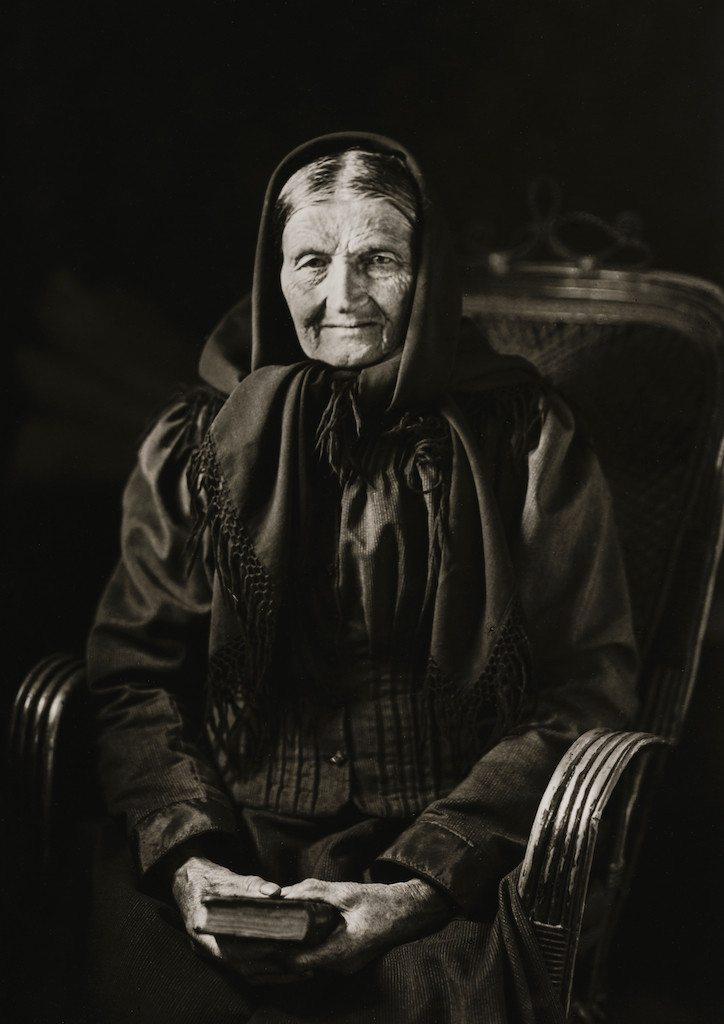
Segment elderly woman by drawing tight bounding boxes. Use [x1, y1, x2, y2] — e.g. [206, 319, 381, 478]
[86, 132, 637, 1023]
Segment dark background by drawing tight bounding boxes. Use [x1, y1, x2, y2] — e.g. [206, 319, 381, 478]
[4, 1, 724, 1020]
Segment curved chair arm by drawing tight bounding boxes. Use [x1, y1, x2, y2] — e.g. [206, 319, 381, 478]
[518, 728, 670, 1015]
[7, 653, 88, 865]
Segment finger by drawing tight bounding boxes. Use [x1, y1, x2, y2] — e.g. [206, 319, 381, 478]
[281, 879, 360, 917]
[191, 931, 223, 961]
[203, 873, 282, 900]
[206, 872, 280, 897]
[238, 875, 283, 898]
[279, 878, 334, 901]
[277, 929, 352, 972]
[281, 945, 340, 972]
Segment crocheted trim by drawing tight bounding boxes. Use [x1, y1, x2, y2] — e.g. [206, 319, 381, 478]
[187, 432, 280, 753]
[425, 597, 532, 772]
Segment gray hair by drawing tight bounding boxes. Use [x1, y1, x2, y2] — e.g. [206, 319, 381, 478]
[273, 148, 421, 247]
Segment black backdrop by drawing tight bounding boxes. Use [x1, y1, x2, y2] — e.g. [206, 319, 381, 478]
[4, 1, 724, 1019]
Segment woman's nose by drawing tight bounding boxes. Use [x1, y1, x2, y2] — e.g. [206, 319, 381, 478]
[325, 258, 365, 312]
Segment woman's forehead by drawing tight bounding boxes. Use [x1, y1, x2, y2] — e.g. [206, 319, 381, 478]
[281, 198, 414, 255]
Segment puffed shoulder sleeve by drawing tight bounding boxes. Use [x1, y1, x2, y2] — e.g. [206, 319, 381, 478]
[87, 390, 247, 883]
[374, 391, 639, 913]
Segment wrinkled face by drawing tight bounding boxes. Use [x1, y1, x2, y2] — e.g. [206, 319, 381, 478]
[280, 198, 415, 368]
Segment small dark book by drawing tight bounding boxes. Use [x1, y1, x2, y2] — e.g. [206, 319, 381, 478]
[195, 897, 342, 944]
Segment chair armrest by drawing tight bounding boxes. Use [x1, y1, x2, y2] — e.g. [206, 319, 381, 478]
[518, 727, 669, 1013]
[7, 653, 88, 864]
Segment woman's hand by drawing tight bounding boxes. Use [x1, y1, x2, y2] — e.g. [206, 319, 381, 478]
[275, 877, 455, 976]
[171, 856, 302, 983]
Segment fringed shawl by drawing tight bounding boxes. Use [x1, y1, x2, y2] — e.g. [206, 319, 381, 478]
[189, 132, 542, 765]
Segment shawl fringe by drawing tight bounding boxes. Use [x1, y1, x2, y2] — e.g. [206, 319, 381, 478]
[202, 634, 275, 776]
[187, 433, 280, 729]
[425, 599, 532, 772]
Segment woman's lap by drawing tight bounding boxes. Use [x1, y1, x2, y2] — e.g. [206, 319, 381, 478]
[86, 823, 501, 1024]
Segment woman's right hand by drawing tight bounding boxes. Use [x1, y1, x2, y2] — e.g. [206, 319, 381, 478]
[171, 856, 298, 982]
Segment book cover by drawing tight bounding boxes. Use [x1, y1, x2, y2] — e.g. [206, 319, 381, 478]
[195, 896, 342, 945]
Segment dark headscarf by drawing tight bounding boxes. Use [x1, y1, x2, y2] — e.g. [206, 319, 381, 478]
[191, 132, 540, 756]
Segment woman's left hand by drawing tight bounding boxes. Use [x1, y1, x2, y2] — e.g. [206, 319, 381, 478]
[274, 877, 455, 976]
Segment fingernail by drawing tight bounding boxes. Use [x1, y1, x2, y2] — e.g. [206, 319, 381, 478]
[260, 882, 279, 895]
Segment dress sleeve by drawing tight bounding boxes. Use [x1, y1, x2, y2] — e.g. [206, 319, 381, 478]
[373, 393, 639, 914]
[86, 392, 248, 885]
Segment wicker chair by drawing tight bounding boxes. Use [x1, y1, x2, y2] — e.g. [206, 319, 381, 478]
[8, 261, 724, 1021]
[464, 261, 724, 1018]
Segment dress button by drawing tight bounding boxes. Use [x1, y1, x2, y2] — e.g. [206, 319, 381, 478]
[329, 750, 347, 766]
